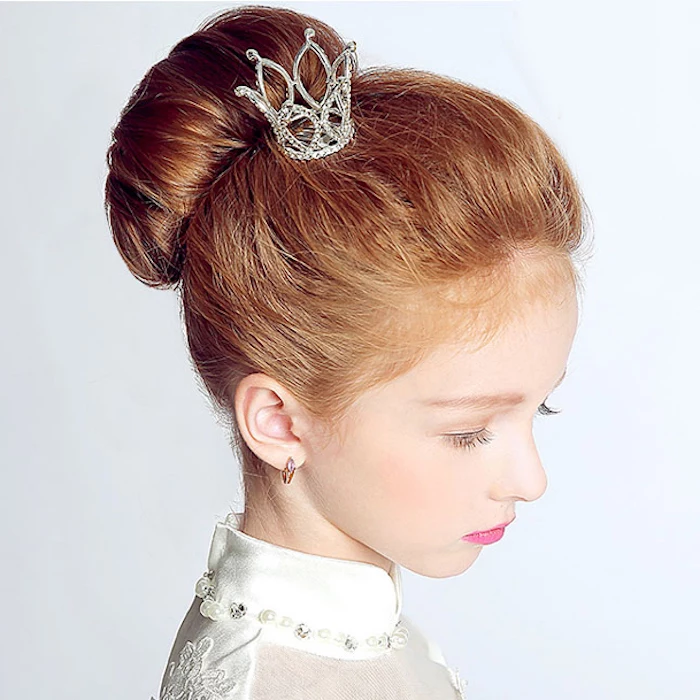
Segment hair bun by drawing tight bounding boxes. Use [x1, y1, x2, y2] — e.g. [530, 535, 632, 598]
[104, 167, 188, 287]
[104, 59, 249, 288]
[104, 6, 349, 288]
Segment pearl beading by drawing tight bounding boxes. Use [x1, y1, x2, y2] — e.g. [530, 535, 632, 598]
[194, 570, 409, 653]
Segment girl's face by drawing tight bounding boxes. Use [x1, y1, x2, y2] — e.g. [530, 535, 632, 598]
[299, 285, 579, 578]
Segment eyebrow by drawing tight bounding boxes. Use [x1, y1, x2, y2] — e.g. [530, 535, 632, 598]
[420, 368, 567, 411]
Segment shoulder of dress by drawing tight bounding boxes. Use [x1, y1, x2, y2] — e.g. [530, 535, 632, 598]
[397, 613, 469, 698]
[398, 612, 448, 666]
[155, 599, 263, 700]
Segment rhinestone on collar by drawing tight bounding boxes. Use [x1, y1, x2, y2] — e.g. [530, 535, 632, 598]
[194, 569, 409, 653]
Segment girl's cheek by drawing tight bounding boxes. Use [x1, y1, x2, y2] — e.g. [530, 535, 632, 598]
[376, 450, 436, 506]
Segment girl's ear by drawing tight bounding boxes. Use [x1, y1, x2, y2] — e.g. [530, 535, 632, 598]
[233, 373, 310, 471]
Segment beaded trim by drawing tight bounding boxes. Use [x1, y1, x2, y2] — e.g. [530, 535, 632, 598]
[194, 569, 409, 653]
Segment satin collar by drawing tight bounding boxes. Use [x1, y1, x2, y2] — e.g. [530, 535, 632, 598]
[203, 510, 405, 659]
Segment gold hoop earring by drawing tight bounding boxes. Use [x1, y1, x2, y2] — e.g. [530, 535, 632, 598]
[281, 456, 299, 484]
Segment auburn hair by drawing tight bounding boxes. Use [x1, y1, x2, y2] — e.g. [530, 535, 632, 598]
[104, 4, 592, 503]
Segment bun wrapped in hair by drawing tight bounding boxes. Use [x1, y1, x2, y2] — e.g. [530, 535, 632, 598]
[104, 6, 347, 287]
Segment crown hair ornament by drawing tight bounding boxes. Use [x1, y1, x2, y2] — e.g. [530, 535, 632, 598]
[234, 27, 358, 160]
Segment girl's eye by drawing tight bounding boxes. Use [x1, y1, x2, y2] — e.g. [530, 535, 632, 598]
[446, 431, 494, 451]
[537, 400, 561, 416]
[445, 401, 561, 451]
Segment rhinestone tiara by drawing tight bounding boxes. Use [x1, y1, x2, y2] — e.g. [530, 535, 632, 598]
[234, 27, 358, 160]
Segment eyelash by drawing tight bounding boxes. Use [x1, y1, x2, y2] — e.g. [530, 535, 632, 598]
[445, 401, 562, 451]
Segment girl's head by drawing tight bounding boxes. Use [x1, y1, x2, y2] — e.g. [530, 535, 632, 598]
[105, 5, 591, 577]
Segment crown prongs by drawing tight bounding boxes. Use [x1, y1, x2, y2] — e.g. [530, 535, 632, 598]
[234, 26, 358, 160]
[293, 40, 334, 110]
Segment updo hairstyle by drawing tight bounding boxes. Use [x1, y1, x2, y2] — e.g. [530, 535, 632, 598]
[104, 4, 592, 501]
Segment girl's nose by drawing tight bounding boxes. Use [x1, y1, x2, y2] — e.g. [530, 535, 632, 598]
[489, 431, 548, 503]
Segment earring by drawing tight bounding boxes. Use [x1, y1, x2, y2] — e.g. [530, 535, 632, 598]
[281, 456, 299, 484]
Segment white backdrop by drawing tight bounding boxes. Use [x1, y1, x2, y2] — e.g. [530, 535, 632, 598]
[1, 1, 698, 698]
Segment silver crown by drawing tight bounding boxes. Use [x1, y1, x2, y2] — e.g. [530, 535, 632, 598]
[234, 27, 358, 160]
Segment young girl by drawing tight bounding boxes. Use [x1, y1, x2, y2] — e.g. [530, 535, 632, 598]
[104, 5, 590, 699]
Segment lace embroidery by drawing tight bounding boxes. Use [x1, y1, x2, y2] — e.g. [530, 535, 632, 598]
[159, 636, 236, 700]
[447, 665, 468, 699]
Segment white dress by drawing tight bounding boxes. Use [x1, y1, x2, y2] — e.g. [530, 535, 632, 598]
[154, 511, 468, 699]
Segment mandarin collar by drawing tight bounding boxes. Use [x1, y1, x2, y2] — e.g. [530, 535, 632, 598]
[199, 510, 406, 659]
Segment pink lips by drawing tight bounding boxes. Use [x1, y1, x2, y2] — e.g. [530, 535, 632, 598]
[462, 516, 515, 545]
